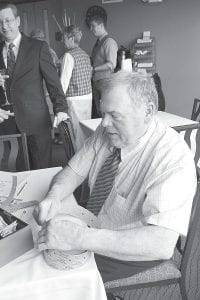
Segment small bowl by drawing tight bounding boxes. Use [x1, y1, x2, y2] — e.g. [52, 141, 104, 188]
[43, 249, 91, 270]
[43, 207, 98, 270]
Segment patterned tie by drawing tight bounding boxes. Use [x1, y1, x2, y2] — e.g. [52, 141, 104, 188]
[86, 148, 121, 216]
[91, 39, 99, 64]
[7, 43, 16, 77]
[6, 43, 16, 103]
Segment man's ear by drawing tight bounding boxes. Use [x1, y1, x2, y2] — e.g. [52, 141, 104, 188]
[145, 102, 156, 122]
[16, 16, 20, 28]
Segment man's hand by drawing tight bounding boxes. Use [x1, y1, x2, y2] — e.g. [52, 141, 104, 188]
[53, 112, 69, 128]
[33, 196, 61, 226]
[0, 108, 14, 123]
[37, 214, 87, 251]
[0, 73, 9, 89]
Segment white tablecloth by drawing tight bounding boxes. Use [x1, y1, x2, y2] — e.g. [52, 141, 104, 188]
[0, 248, 107, 300]
[0, 168, 107, 300]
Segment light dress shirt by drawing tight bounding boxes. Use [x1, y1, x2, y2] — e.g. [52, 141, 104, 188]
[69, 116, 197, 236]
[2, 32, 21, 67]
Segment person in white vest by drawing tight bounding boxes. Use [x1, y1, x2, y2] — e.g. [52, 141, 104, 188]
[60, 25, 92, 150]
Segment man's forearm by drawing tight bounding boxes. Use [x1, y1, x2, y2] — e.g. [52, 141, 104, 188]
[94, 62, 113, 73]
[47, 165, 85, 201]
[80, 225, 179, 261]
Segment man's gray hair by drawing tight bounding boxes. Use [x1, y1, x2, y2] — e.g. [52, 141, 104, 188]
[98, 71, 158, 111]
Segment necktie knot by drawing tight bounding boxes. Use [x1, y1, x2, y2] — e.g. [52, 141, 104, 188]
[113, 147, 121, 161]
[8, 43, 15, 50]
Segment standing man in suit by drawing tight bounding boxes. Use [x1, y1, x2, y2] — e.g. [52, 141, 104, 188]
[0, 2, 68, 169]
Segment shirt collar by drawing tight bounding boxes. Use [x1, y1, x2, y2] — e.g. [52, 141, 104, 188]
[99, 32, 108, 41]
[5, 32, 21, 50]
[120, 117, 157, 161]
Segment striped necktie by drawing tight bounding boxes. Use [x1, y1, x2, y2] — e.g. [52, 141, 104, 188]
[86, 148, 121, 216]
[6, 43, 16, 103]
[7, 43, 16, 77]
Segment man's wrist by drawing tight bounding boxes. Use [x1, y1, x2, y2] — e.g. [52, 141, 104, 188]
[80, 227, 101, 251]
[46, 185, 63, 201]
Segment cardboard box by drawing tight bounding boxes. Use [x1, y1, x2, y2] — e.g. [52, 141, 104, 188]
[0, 208, 33, 267]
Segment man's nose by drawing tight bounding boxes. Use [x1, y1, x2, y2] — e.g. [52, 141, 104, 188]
[102, 114, 111, 127]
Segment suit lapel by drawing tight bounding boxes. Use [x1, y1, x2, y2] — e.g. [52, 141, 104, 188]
[0, 42, 6, 69]
[12, 34, 30, 82]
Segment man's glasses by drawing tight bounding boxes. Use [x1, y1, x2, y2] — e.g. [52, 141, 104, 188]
[0, 18, 16, 27]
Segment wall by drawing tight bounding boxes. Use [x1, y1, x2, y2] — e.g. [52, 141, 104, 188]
[16, 0, 200, 118]
[17, 0, 64, 56]
[58, 0, 200, 118]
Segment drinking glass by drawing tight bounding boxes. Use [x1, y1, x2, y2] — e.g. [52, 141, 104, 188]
[0, 69, 11, 109]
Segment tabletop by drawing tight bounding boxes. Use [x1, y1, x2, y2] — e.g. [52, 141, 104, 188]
[0, 168, 107, 300]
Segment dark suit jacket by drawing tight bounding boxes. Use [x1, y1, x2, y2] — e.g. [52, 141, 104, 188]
[0, 34, 67, 135]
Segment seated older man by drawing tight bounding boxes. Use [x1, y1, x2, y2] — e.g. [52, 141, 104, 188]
[34, 71, 196, 282]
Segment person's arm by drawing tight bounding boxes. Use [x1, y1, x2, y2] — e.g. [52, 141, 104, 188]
[82, 224, 179, 260]
[33, 164, 85, 225]
[60, 53, 74, 94]
[37, 215, 178, 260]
[39, 41, 68, 115]
[34, 126, 102, 225]
[37, 160, 196, 260]
[54, 52, 74, 127]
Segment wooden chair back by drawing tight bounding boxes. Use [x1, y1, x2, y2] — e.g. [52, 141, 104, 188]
[59, 119, 89, 207]
[59, 119, 76, 162]
[173, 123, 200, 299]
[191, 98, 200, 121]
[0, 133, 30, 172]
[173, 123, 200, 180]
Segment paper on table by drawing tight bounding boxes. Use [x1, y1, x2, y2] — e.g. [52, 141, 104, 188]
[0, 173, 17, 200]
[0, 167, 62, 223]
[0, 172, 31, 199]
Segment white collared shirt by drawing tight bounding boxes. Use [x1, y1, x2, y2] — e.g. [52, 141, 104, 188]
[69, 117, 197, 236]
[2, 32, 21, 67]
